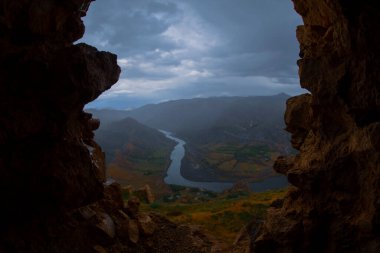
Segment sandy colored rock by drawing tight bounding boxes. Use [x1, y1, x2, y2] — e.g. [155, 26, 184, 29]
[78, 206, 97, 220]
[144, 184, 155, 204]
[101, 182, 124, 212]
[93, 245, 108, 253]
[133, 184, 156, 204]
[128, 219, 140, 244]
[136, 213, 156, 236]
[273, 156, 294, 175]
[126, 196, 140, 218]
[113, 209, 131, 241]
[95, 213, 116, 240]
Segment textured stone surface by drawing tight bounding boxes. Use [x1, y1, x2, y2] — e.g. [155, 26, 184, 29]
[3, 0, 378, 252]
[0, 0, 119, 223]
[136, 213, 156, 236]
[251, 1, 380, 252]
[0, 1, 219, 252]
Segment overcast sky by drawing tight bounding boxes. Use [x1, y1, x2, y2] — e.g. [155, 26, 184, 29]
[81, 0, 304, 109]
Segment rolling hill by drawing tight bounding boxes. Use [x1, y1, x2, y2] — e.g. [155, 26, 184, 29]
[88, 94, 293, 183]
[89, 93, 290, 145]
[95, 117, 175, 163]
[94, 117, 176, 194]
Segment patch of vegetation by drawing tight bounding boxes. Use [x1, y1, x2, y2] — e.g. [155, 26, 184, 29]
[150, 202, 161, 209]
[137, 188, 287, 244]
[121, 190, 130, 200]
[235, 145, 271, 161]
[225, 191, 249, 199]
[130, 150, 171, 174]
[169, 184, 188, 192]
[200, 144, 276, 180]
[215, 145, 240, 154]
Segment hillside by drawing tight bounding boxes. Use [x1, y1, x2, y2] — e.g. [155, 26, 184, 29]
[2, 1, 378, 252]
[86, 108, 133, 127]
[95, 117, 175, 162]
[89, 95, 293, 183]
[94, 117, 176, 194]
[89, 93, 291, 145]
[138, 185, 287, 249]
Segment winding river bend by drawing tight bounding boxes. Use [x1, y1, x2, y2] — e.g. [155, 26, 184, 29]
[160, 130, 288, 193]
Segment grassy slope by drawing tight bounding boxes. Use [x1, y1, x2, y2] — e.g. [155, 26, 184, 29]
[205, 143, 277, 178]
[108, 163, 172, 196]
[182, 142, 285, 182]
[132, 186, 287, 244]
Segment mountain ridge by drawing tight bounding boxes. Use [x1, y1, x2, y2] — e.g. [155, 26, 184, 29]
[88, 94, 291, 145]
[95, 116, 175, 164]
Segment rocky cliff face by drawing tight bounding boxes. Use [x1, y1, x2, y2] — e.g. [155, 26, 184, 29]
[0, 0, 118, 217]
[2, 0, 379, 252]
[0, 1, 214, 252]
[251, 1, 380, 252]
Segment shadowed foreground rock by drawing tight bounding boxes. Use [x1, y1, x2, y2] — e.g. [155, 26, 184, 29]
[249, 1, 380, 252]
[2, 0, 379, 252]
[0, 1, 214, 252]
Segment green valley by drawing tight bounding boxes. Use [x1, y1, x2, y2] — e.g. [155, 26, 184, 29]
[124, 185, 287, 247]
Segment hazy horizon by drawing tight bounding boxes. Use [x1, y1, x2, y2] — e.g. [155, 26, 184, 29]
[80, 0, 304, 109]
[86, 92, 292, 111]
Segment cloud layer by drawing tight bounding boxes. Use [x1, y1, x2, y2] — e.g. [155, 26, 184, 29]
[81, 0, 304, 109]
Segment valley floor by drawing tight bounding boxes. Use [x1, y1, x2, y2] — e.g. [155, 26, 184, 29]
[123, 185, 287, 249]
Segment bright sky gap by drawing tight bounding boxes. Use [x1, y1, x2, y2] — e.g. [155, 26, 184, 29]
[81, 0, 304, 109]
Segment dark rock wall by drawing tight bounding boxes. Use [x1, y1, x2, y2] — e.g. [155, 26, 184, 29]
[0, 0, 119, 219]
[0, 1, 216, 252]
[0, 0, 118, 251]
[2, 0, 379, 252]
[252, 1, 380, 253]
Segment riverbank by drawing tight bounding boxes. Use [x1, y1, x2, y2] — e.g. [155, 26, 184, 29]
[161, 130, 288, 192]
[181, 144, 232, 182]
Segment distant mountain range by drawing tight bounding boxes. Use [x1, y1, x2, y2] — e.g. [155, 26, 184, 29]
[88, 93, 291, 146]
[95, 117, 175, 164]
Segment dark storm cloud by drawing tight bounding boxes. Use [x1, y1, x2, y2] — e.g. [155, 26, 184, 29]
[82, 0, 181, 54]
[82, 0, 304, 108]
[187, 0, 299, 52]
[183, 0, 301, 78]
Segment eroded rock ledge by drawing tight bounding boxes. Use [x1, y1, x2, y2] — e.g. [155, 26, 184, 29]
[0, 1, 214, 252]
[251, 1, 380, 252]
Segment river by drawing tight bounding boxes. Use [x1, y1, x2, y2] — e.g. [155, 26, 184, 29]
[160, 130, 288, 193]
